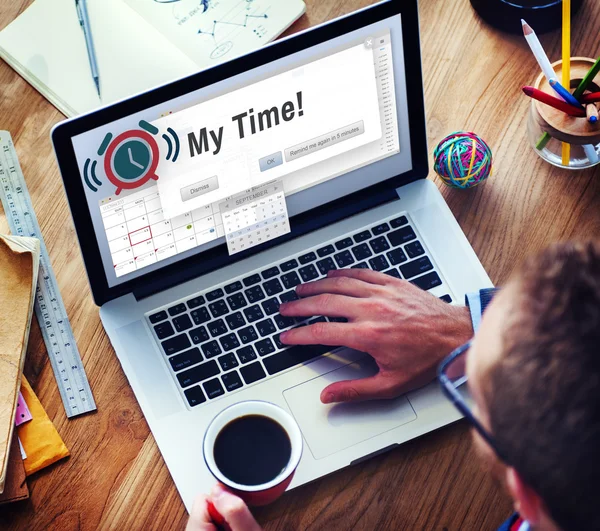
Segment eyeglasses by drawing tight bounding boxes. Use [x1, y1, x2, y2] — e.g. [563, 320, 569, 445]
[437, 340, 508, 463]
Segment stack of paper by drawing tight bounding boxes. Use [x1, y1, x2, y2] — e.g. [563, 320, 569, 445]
[0, 235, 40, 493]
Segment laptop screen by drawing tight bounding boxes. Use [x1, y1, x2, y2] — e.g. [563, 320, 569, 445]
[69, 14, 411, 289]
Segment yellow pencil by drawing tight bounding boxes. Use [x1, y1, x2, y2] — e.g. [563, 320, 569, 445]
[562, 0, 571, 166]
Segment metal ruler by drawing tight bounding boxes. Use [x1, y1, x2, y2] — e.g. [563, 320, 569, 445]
[0, 131, 96, 418]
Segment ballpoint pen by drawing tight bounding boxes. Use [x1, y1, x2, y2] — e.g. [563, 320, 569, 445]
[75, 0, 101, 98]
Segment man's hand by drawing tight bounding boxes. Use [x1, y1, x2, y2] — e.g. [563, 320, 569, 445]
[279, 269, 472, 404]
[186, 485, 262, 531]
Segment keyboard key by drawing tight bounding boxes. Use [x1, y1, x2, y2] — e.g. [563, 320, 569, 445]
[167, 303, 186, 317]
[298, 252, 316, 264]
[243, 274, 262, 287]
[153, 321, 174, 340]
[236, 345, 258, 364]
[186, 296, 205, 309]
[255, 338, 276, 357]
[384, 268, 402, 279]
[317, 244, 335, 257]
[281, 271, 301, 289]
[218, 353, 239, 371]
[351, 262, 369, 269]
[177, 360, 220, 387]
[387, 248, 408, 266]
[263, 278, 283, 297]
[162, 334, 191, 356]
[245, 285, 266, 303]
[225, 312, 246, 330]
[240, 362, 267, 384]
[370, 236, 390, 254]
[224, 281, 243, 294]
[353, 230, 371, 243]
[308, 316, 327, 325]
[372, 222, 390, 235]
[244, 305, 264, 322]
[169, 347, 203, 372]
[238, 326, 258, 344]
[299, 264, 319, 282]
[400, 257, 434, 279]
[219, 333, 240, 352]
[388, 226, 417, 247]
[317, 257, 336, 275]
[256, 318, 277, 337]
[351, 243, 373, 261]
[411, 272, 442, 291]
[369, 255, 390, 272]
[279, 259, 298, 272]
[209, 299, 228, 318]
[275, 314, 295, 329]
[184, 386, 206, 407]
[201, 340, 222, 359]
[335, 237, 354, 250]
[263, 344, 334, 375]
[173, 314, 193, 333]
[328, 317, 348, 323]
[149, 310, 168, 324]
[280, 290, 299, 303]
[261, 266, 280, 279]
[203, 378, 225, 399]
[405, 240, 425, 259]
[227, 292, 247, 310]
[440, 294, 453, 303]
[191, 307, 211, 325]
[334, 250, 355, 268]
[222, 371, 243, 392]
[206, 288, 224, 302]
[189, 326, 210, 345]
[262, 297, 280, 315]
[208, 319, 228, 338]
[390, 215, 408, 228]
[273, 333, 285, 350]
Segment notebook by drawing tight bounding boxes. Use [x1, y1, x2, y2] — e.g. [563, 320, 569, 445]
[0, 235, 40, 494]
[0, 0, 305, 117]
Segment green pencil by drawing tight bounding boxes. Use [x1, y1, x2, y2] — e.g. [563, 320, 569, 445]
[573, 57, 600, 100]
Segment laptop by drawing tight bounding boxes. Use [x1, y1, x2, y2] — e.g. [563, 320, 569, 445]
[52, 0, 492, 511]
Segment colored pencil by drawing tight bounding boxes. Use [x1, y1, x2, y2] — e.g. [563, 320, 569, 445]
[580, 92, 600, 104]
[583, 144, 599, 164]
[549, 79, 582, 109]
[561, 0, 571, 165]
[586, 104, 599, 123]
[521, 20, 557, 83]
[522, 86, 586, 116]
[573, 57, 600, 100]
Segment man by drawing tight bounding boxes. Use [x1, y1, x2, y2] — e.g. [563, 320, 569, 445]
[187, 241, 600, 531]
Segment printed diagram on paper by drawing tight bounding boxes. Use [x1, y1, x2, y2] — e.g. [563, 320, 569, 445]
[220, 180, 290, 255]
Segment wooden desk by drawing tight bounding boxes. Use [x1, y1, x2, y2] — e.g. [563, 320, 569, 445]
[1, 0, 599, 529]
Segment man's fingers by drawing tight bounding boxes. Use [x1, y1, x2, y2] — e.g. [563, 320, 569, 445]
[295, 276, 383, 299]
[186, 494, 216, 531]
[320, 373, 404, 404]
[279, 293, 360, 319]
[281, 322, 362, 350]
[327, 268, 393, 285]
[210, 485, 262, 531]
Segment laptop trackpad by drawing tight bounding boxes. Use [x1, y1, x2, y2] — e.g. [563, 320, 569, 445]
[283, 356, 417, 460]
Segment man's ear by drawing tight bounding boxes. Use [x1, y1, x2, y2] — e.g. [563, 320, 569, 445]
[505, 467, 543, 525]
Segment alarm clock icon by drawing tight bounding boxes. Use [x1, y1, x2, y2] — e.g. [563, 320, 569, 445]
[103, 129, 160, 195]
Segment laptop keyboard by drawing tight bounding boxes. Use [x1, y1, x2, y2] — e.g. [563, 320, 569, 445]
[146, 213, 453, 409]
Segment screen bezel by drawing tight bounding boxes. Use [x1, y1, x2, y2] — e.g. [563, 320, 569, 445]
[51, 0, 427, 306]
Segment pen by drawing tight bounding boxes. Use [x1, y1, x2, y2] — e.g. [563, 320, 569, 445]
[549, 79, 582, 109]
[522, 86, 586, 117]
[75, 0, 101, 98]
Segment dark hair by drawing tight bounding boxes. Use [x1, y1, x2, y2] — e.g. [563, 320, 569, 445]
[485, 241, 600, 531]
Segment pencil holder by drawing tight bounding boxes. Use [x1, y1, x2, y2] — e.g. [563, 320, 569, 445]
[527, 57, 600, 169]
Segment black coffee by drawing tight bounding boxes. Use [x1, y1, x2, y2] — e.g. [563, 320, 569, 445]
[213, 414, 291, 486]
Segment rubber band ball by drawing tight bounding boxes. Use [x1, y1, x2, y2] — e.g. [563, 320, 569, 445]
[433, 132, 493, 189]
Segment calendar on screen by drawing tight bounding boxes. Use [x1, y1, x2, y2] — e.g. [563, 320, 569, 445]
[219, 180, 290, 255]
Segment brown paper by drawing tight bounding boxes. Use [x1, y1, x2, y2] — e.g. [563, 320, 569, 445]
[0, 235, 40, 493]
[0, 432, 29, 505]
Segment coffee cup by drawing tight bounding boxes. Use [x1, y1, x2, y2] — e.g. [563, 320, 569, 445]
[203, 400, 303, 506]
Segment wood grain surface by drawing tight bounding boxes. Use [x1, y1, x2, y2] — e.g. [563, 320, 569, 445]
[1, 0, 599, 529]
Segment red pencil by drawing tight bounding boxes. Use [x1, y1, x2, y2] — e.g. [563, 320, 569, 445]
[522, 86, 586, 117]
[580, 92, 600, 104]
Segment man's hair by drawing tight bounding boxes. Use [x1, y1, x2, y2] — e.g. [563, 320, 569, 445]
[485, 241, 600, 531]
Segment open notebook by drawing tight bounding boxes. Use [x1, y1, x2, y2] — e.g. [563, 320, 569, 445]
[0, 0, 305, 117]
